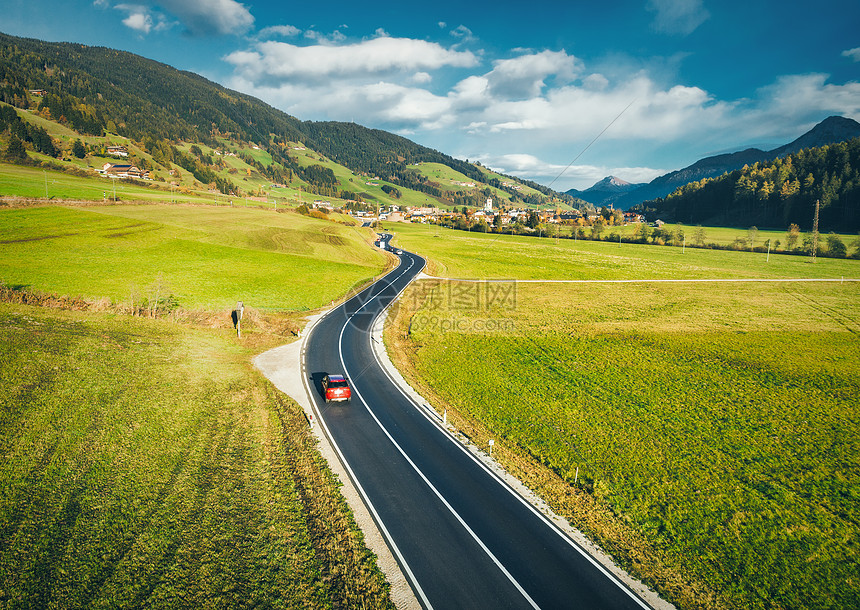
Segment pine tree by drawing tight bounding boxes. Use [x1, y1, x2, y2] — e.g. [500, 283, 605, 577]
[4, 134, 26, 160]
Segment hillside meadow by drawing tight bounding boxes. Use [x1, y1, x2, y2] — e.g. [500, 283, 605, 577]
[0, 204, 387, 312]
[384, 225, 860, 609]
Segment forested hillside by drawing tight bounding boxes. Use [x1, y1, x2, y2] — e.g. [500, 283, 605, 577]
[0, 31, 561, 207]
[634, 138, 860, 232]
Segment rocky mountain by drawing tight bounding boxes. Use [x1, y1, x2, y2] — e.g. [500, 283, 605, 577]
[576, 116, 860, 209]
[565, 176, 644, 208]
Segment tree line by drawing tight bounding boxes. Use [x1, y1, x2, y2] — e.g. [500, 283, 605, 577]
[634, 138, 860, 232]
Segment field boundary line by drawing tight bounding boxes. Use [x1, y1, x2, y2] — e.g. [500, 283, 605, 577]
[418, 275, 859, 283]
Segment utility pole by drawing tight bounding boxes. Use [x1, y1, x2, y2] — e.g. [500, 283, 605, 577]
[811, 199, 820, 262]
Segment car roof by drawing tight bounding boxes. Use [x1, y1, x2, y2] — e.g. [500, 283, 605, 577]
[327, 374, 346, 381]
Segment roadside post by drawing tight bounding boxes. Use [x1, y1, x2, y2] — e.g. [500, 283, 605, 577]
[233, 301, 244, 337]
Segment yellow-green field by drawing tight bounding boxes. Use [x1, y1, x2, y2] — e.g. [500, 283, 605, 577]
[386, 225, 860, 609]
[388, 221, 859, 280]
[0, 303, 392, 608]
[0, 205, 386, 311]
[0, 163, 212, 204]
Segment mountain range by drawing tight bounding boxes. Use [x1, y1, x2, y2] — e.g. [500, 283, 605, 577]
[0, 31, 560, 208]
[567, 116, 860, 209]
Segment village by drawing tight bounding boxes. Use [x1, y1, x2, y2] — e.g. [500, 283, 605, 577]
[344, 197, 646, 229]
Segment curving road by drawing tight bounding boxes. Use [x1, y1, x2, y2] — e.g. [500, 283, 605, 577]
[303, 238, 651, 610]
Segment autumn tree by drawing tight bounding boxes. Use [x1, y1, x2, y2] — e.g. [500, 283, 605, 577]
[786, 224, 801, 250]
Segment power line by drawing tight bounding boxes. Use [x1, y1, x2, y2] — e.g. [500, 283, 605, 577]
[547, 99, 636, 191]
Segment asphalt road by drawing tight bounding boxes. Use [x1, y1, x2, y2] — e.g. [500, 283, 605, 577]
[304, 240, 650, 610]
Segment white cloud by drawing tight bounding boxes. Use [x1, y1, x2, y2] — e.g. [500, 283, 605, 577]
[225, 37, 478, 82]
[410, 72, 432, 84]
[114, 3, 173, 35]
[104, 0, 251, 35]
[259, 25, 301, 39]
[223, 31, 859, 191]
[842, 48, 860, 62]
[485, 50, 581, 99]
[474, 153, 665, 191]
[750, 73, 860, 131]
[646, 0, 710, 35]
[167, 0, 254, 36]
[450, 25, 474, 39]
[122, 10, 152, 33]
[305, 29, 347, 44]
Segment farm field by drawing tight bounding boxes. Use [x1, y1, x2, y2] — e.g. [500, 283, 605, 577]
[384, 227, 860, 608]
[0, 302, 392, 608]
[0, 205, 387, 311]
[387, 220, 860, 280]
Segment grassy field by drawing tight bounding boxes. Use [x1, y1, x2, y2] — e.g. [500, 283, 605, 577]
[384, 227, 860, 608]
[0, 205, 387, 311]
[0, 302, 393, 609]
[0, 163, 216, 204]
[387, 221, 860, 280]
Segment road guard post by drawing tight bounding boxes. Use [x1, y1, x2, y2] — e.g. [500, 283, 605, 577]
[232, 301, 244, 337]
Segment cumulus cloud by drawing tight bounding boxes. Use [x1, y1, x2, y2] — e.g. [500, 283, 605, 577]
[259, 24, 301, 39]
[477, 153, 665, 187]
[101, 0, 251, 35]
[225, 37, 478, 82]
[647, 0, 710, 35]
[842, 48, 860, 62]
[304, 29, 347, 44]
[119, 7, 152, 33]
[113, 3, 173, 35]
[410, 72, 432, 84]
[223, 29, 860, 190]
[751, 73, 860, 129]
[485, 50, 581, 99]
[166, 0, 253, 36]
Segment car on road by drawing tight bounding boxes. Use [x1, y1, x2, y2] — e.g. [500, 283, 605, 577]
[322, 374, 351, 403]
[395, 249, 403, 255]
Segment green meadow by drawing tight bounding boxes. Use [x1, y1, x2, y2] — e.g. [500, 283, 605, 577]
[388, 220, 859, 280]
[0, 205, 386, 311]
[0, 303, 392, 608]
[0, 163, 213, 204]
[385, 225, 860, 608]
[0, 203, 395, 608]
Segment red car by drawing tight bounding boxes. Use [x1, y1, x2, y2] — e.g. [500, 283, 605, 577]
[322, 374, 351, 403]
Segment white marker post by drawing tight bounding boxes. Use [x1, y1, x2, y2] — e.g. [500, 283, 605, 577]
[234, 301, 244, 338]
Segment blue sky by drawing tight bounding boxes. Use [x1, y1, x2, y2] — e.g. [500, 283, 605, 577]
[6, 0, 860, 190]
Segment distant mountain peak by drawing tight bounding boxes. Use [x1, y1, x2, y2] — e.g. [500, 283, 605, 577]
[601, 175, 632, 188]
[585, 175, 638, 192]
